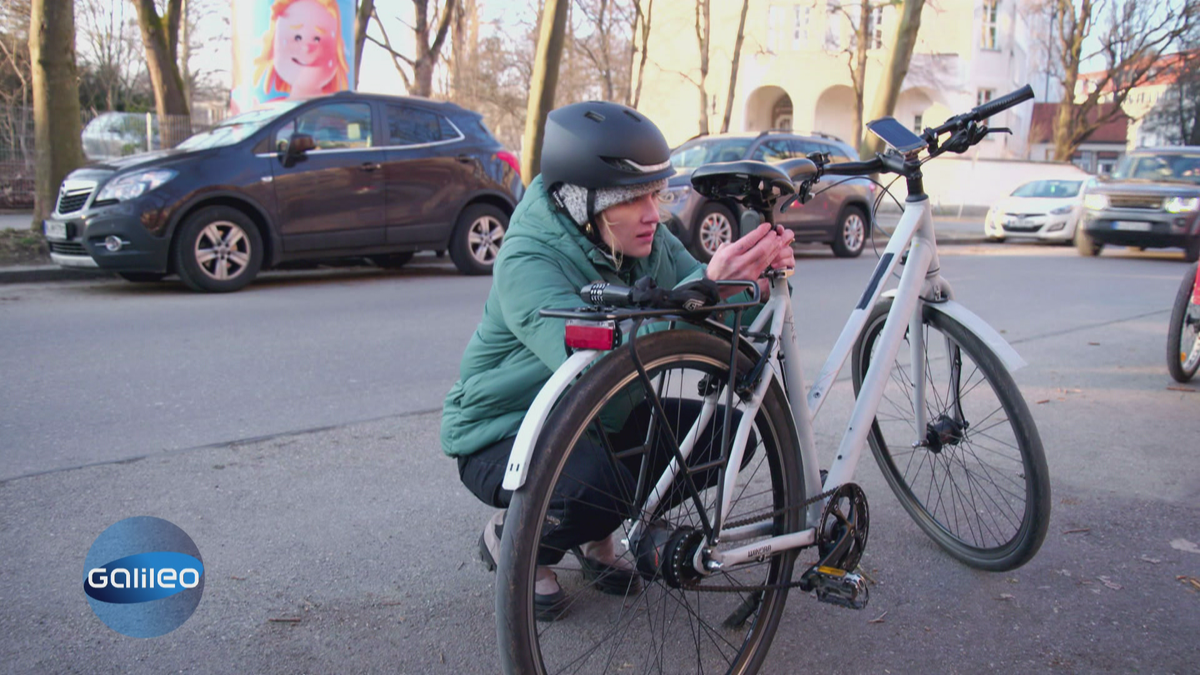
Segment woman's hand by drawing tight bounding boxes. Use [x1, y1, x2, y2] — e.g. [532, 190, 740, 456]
[706, 223, 795, 300]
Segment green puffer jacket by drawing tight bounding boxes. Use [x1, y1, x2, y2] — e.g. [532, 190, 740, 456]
[440, 176, 715, 458]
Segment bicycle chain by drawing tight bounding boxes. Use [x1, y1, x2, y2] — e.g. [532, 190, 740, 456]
[682, 486, 842, 594]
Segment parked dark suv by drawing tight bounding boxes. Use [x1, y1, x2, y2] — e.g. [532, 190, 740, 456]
[43, 92, 523, 292]
[659, 131, 876, 260]
[1076, 147, 1200, 262]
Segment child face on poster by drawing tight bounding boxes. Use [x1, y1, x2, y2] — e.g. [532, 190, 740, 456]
[272, 0, 341, 98]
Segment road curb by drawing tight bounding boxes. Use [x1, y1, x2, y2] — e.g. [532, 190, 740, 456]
[0, 236, 994, 285]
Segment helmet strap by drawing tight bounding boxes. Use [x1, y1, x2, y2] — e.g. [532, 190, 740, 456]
[583, 188, 613, 254]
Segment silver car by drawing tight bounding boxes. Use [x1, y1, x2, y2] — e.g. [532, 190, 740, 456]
[658, 131, 877, 260]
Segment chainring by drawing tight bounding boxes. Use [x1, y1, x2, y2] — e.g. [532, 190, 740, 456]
[817, 483, 869, 573]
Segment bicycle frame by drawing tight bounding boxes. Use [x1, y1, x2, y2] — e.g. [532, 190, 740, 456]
[501, 192, 1028, 575]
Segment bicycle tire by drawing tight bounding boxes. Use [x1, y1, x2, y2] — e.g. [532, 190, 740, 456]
[497, 330, 803, 675]
[1167, 262, 1200, 383]
[851, 299, 1050, 571]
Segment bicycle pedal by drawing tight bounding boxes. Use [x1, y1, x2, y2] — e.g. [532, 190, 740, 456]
[799, 565, 869, 610]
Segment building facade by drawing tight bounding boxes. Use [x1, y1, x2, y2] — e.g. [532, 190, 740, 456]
[633, 0, 1057, 159]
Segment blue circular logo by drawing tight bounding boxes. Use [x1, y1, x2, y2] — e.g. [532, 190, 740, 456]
[83, 516, 205, 638]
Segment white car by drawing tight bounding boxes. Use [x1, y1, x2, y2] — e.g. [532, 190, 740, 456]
[984, 179, 1087, 242]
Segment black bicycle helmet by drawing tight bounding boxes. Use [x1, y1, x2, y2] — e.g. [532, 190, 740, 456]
[540, 101, 675, 189]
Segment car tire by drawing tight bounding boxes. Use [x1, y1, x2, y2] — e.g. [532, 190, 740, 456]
[371, 252, 415, 269]
[172, 206, 264, 293]
[986, 235, 1007, 243]
[1074, 225, 1103, 257]
[118, 272, 166, 283]
[1185, 237, 1200, 263]
[831, 206, 869, 258]
[690, 202, 736, 262]
[449, 203, 507, 276]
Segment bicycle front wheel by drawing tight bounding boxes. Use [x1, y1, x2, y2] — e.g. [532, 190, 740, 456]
[851, 299, 1050, 571]
[1167, 262, 1200, 383]
[497, 330, 804, 675]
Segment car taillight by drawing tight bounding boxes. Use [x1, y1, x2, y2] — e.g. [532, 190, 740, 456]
[565, 320, 618, 351]
[497, 151, 521, 178]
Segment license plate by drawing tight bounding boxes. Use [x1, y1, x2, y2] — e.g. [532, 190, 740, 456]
[1113, 221, 1150, 232]
[44, 220, 67, 240]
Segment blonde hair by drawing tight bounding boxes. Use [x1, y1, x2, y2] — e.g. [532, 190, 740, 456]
[253, 0, 351, 96]
[599, 213, 625, 271]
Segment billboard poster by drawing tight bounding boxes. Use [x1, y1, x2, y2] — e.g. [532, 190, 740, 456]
[230, 0, 355, 114]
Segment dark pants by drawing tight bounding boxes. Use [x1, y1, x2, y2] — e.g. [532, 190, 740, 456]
[458, 399, 754, 565]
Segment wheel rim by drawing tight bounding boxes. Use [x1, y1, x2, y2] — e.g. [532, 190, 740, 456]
[699, 212, 732, 256]
[521, 351, 795, 674]
[1180, 303, 1200, 371]
[862, 315, 1034, 555]
[842, 213, 865, 251]
[468, 215, 505, 265]
[194, 220, 252, 282]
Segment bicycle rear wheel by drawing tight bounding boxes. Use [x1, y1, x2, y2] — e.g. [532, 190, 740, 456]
[1167, 262, 1200, 383]
[851, 299, 1050, 571]
[497, 330, 803, 675]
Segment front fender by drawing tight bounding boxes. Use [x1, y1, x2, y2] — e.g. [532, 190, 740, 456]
[882, 291, 1026, 372]
[501, 349, 603, 491]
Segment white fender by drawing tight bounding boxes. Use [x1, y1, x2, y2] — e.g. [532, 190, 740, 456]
[882, 290, 1026, 372]
[502, 349, 603, 491]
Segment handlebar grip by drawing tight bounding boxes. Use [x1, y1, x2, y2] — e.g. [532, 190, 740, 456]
[823, 157, 885, 176]
[581, 282, 633, 307]
[972, 84, 1034, 121]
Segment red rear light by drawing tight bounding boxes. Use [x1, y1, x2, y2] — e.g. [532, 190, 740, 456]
[497, 151, 521, 178]
[565, 320, 618, 351]
[1192, 269, 1200, 305]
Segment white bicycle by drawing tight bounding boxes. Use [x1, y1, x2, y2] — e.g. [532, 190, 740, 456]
[495, 85, 1050, 674]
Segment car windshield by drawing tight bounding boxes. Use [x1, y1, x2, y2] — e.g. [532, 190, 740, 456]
[176, 102, 301, 150]
[1010, 180, 1082, 198]
[1112, 153, 1200, 184]
[670, 138, 752, 170]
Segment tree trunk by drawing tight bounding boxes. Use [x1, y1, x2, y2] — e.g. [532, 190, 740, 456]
[521, 0, 569, 184]
[133, 0, 189, 147]
[720, 0, 750, 133]
[1051, 0, 1086, 161]
[632, 0, 653, 108]
[29, 0, 84, 226]
[858, 0, 924, 158]
[695, 0, 710, 135]
[354, 0, 375, 87]
[849, 0, 870, 149]
[180, 0, 191, 109]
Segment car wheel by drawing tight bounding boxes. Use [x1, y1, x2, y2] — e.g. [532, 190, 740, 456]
[986, 235, 1007, 243]
[450, 204, 507, 276]
[172, 206, 263, 293]
[691, 202, 735, 262]
[831, 206, 869, 258]
[1074, 225, 1103, 257]
[118, 272, 166, 283]
[1186, 237, 1200, 263]
[371, 252, 415, 269]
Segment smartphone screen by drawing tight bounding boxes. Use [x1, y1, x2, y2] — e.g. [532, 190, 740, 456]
[866, 117, 928, 154]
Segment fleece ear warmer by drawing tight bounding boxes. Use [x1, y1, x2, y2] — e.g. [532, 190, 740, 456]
[554, 178, 669, 226]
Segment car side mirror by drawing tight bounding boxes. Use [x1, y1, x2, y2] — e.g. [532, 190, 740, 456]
[288, 134, 316, 157]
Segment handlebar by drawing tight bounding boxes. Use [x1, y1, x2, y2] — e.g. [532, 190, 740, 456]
[806, 84, 1035, 182]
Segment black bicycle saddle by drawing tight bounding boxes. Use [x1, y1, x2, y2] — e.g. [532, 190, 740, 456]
[689, 160, 795, 208]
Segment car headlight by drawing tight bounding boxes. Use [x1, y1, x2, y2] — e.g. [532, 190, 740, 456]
[1083, 193, 1109, 211]
[96, 169, 177, 202]
[1049, 205, 1074, 215]
[1164, 197, 1200, 213]
[657, 186, 691, 208]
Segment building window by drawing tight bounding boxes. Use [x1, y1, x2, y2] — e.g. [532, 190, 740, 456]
[913, 113, 923, 134]
[768, 5, 784, 52]
[981, 0, 999, 51]
[793, 5, 811, 49]
[825, 1, 842, 51]
[977, 88, 995, 108]
[868, 6, 884, 49]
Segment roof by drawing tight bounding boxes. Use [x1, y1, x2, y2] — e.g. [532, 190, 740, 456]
[1078, 50, 1196, 92]
[1028, 102, 1129, 145]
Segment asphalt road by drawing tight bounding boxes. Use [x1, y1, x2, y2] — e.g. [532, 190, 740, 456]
[1, 243, 1198, 673]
